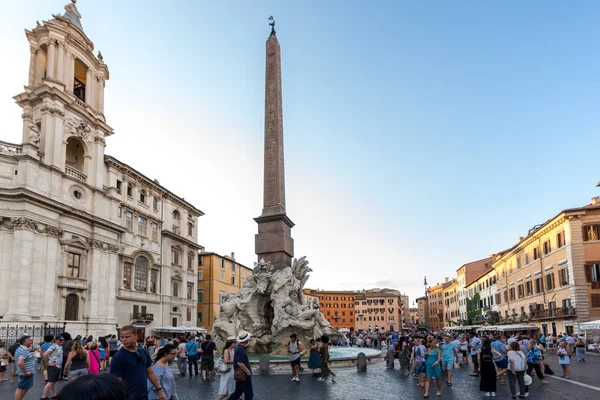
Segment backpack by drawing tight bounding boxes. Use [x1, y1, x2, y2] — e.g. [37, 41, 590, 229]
[527, 347, 540, 364]
[481, 347, 493, 363]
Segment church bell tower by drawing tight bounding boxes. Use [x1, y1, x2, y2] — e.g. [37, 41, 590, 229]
[13, 0, 113, 190]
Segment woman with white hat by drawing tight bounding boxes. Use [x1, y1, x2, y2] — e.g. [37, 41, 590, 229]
[216, 337, 237, 400]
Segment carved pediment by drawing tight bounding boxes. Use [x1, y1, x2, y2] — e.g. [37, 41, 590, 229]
[60, 236, 89, 250]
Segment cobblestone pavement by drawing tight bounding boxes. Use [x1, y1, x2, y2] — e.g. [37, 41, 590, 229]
[2, 355, 599, 400]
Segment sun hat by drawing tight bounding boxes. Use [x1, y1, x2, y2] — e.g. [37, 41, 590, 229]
[524, 374, 532, 386]
[236, 331, 252, 343]
[226, 336, 236, 341]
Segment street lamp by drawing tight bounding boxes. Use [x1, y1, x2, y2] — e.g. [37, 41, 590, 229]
[424, 276, 429, 330]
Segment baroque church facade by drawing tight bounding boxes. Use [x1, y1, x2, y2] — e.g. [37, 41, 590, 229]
[0, 2, 203, 338]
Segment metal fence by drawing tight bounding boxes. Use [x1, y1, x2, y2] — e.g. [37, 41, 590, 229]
[0, 323, 66, 346]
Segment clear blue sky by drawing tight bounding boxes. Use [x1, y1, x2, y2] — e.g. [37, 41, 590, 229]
[1, 1, 599, 304]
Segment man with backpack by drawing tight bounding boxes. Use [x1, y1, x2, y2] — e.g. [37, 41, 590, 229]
[200, 334, 216, 381]
[185, 336, 199, 377]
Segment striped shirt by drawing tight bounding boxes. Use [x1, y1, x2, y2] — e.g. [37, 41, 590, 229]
[15, 345, 35, 376]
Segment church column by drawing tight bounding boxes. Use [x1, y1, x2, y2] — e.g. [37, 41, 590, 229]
[28, 46, 37, 86]
[47, 40, 56, 80]
[85, 68, 92, 105]
[98, 79, 105, 114]
[56, 42, 65, 85]
[66, 53, 75, 92]
[35, 50, 45, 85]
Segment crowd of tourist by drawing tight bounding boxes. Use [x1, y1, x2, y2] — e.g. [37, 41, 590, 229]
[0, 325, 594, 399]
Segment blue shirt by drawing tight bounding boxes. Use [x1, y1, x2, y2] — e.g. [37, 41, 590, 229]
[15, 345, 35, 376]
[148, 364, 175, 399]
[491, 340, 507, 361]
[233, 345, 251, 374]
[110, 347, 152, 398]
[40, 342, 53, 353]
[185, 341, 198, 356]
[470, 338, 482, 355]
[440, 342, 456, 362]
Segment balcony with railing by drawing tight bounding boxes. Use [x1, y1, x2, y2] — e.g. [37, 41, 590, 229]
[65, 166, 87, 182]
[529, 307, 576, 321]
[57, 275, 88, 290]
[132, 312, 154, 322]
[0, 140, 22, 155]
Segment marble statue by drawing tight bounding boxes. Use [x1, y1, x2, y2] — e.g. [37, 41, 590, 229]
[211, 257, 339, 354]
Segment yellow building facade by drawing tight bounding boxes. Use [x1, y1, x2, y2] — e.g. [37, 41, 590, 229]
[490, 199, 600, 335]
[196, 252, 252, 331]
[443, 279, 459, 327]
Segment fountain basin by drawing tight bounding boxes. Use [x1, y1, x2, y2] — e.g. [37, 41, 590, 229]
[247, 347, 383, 374]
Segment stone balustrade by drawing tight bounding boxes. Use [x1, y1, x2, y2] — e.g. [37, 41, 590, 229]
[57, 275, 88, 289]
[0, 140, 22, 155]
[65, 165, 87, 182]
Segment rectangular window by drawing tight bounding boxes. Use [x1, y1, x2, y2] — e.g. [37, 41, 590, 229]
[559, 269, 569, 286]
[116, 180, 122, 194]
[562, 298, 571, 309]
[199, 256, 204, 266]
[543, 240, 551, 255]
[535, 277, 543, 293]
[188, 255, 193, 270]
[125, 211, 133, 231]
[137, 216, 147, 236]
[187, 283, 193, 299]
[153, 197, 158, 212]
[503, 290, 508, 303]
[557, 231, 565, 248]
[583, 225, 600, 241]
[220, 258, 225, 268]
[220, 271, 224, 282]
[151, 222, 158, 241]
[133, 304, 139, 315]
[172, 281, 179, 297]
[526, 281, 533, 296]
[188, 222, 193, 236]
[117, 206, 122, 218]
[127, 183, 133, 197]
[509, 287, 515, 301]
[525, 253, 530, 264]
[197, 312, 203, 322]
[545, 273, 555, 290]
[533, 248, 540, 260]
[123, 262, 132, 289]
[590, 264, 600, 285]
[134, 265, 148, 291]
[186, 307, 192, 322]
[592, 294, 600, 308]
[172, 248, 180, 266]
[198, 290, 204, 303]
[516, 256, 521, 269]
[548, 301, 556, 309]
[150, 269, 158, 293]
[67, 252, 81, 277]
[232, 263, 237, 272]
[231, 276, 236, 285]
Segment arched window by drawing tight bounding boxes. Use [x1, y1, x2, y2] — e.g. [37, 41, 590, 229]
[134, 256, 149, 291]
[65, 294, 79, 321]
[172, 210, 180, 234]
[65, 137, 86, 180]
[139, 189, 146, 203]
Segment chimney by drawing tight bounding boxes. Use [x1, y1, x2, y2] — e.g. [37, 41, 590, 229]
[444, 277, 449, 283]
[592, 197, 600, 205]
[231, 252, 235, 260]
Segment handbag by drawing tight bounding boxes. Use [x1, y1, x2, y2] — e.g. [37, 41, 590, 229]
[234, 368, 247, 381]
[215, 357, 230, 374]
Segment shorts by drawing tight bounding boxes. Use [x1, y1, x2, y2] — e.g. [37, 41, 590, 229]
[68, 368, 88, 378]
[47, 366, 61, 382]
[17, 374, 34, 389]
[0, 365, 6, 373]
[200, 358, 214, 371]
[8, 363, 17, 372]
[494, 358, 508, 369]
[442, 360, 454, 371]
[461, 350, 467, 357]
[471, 354, 479, 367]
[290, 358, 301, 367]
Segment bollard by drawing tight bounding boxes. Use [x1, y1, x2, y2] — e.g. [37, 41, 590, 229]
[385, 350, 395, 369]
[357, 352, 367, 372]
[259, 354, 271, 375]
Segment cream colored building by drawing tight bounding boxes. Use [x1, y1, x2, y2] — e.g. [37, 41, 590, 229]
[491, 198, 600, 335]
[0, 2, 203, 339]
[443, 279, 459, 327]
[416, 296, 427, 327]
[457, 257, 494, 324]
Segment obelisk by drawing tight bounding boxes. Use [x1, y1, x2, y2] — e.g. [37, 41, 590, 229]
[254, 17, 295, 268]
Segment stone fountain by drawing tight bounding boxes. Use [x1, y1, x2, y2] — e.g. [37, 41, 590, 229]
[212, 257, 339, 354]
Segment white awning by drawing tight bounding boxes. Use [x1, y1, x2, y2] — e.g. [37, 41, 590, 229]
[580, 320, 600, 330]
